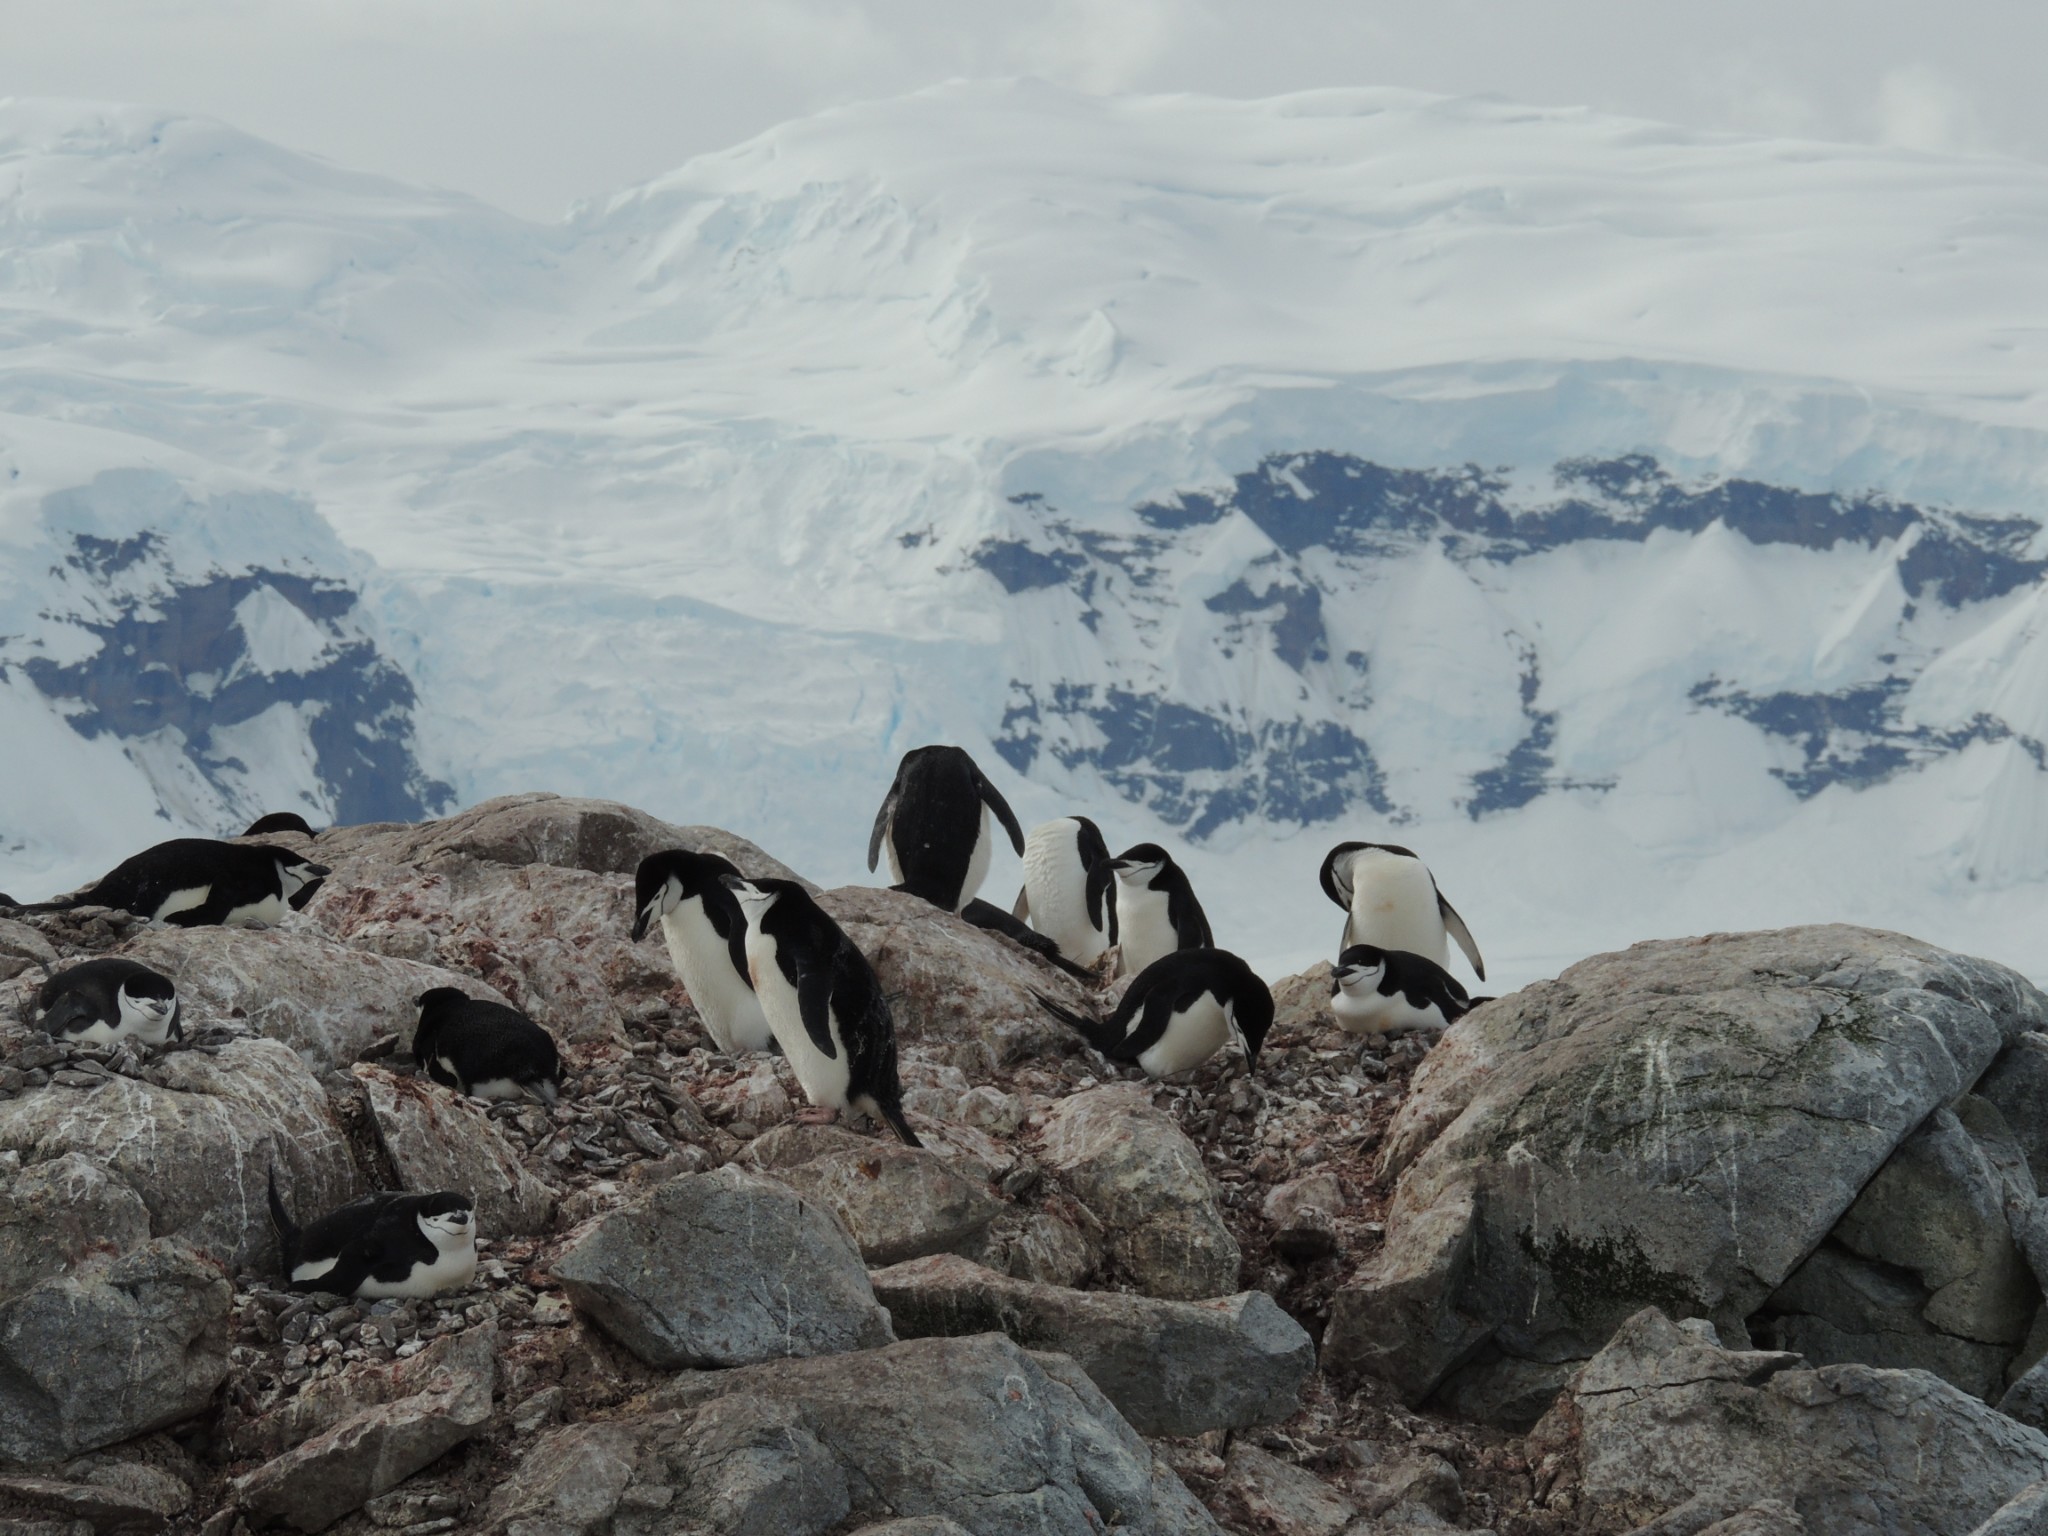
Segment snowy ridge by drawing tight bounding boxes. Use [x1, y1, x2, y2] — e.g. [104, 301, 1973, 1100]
[2, 83, 2047, 985]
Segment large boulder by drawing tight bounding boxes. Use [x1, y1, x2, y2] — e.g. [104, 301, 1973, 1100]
[817, 887, 1091, 1065]
[1534, 1308, 2048, 1535]
[870, 1254, 1313, 1435]
[0, 1239, 230, 1467]
[307, 794, 805, 1045]
[230, 1324, 496, 1534]
[0, 1153, 151, 1302]
[353, 1066, 556, 1238]
[119, 926, 511, 1074]
[0, 1038, 361, 1272]
[1977, 1033, 2048, 1190]
[483, 1333, 1223, 1536]
[1327, 927, 2048, 1414]
[743, 1125, 1004, 1266]
[1037, 1084, 1240, 1300]
[549, 1164, 893, 1368]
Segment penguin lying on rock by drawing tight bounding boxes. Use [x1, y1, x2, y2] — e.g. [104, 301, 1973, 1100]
[412, 988, 562, 1103]
[1035, 948, 1271, 1078]
[1, 839, 329, 927]
[32, 957, 182, 1048]
[1330, 944, 1480, 1037]
[268, 1172, 477, 1299]
[242, 812, 318, 838]
[723, 874, 921, 1146]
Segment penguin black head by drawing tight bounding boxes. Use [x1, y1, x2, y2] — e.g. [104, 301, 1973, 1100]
[415, 987, 471, 1017]
[632, 849, 742, 942]
[1320, 841, 1421, 906]
[720, 873, 800, 921]
[1111, 843, 1172, 884]
[415, 1190, 476, 1241]
[1334, 944, 1390, 994]
[266, 848, 332, 910]
[244, 812, 318, 838]
[1223, 959, 1276, 1071]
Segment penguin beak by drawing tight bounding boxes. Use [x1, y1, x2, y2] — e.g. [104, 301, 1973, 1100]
[304, 863, 332, 878]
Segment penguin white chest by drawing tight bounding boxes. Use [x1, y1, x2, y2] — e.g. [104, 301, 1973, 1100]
[1137, 994, 1231, 1077]
[744, 932, 853, 1112]
[660, 899, 772, 1053]
[958, 804, 993, 911]
[150, 885, 211, 923]
[357, 1231, 478, 1300]
[222, 891, 288, 928]
[1344, 860, 1448, 964]
[1023, 828, 1104, 963]
[1117, 886, 1179, 973]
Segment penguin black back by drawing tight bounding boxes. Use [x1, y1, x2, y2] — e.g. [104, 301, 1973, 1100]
[243, 812, 318, 838]
[725, 875, 920, 1147]
[268, 1171, 477, 1299]
[1035, 947, 1271, 1077]
[7, 839, 330, 927]
[867, 744, 1025, 912]
[34, 957, 182, 1047]
[412, 988, 562, 1103]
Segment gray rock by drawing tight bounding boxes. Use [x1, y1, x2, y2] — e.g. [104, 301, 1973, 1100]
[0, 1038, 360, 1272]
[354, 1065, 555, 1238]
[225, 1325, 497, 1462]
[1971, 1480, 2048, 1536]
[1978, 1034, 2048, 1191]
[0, 1155, 150, 1303]
[231, 1324, 496, 1534]
[487, 1334, 1221, 1536]
[847, 1522, 974, 1536]
[869, 1253, 1312, 1435]
[1328, 927, 2047, 1410]
[743, 1125, 1003, 1266]
[1216, 1442, 1356, 1536]
[1999, 1353, 2048, 1431]
[1629, 1498, 1808, 1536]
[1543, 1307, 2048, 1534]
[817, 886, 1092, 1065]
[549, 1164, 892, 1368]
[0, 1462, 191, 1535]
[120, 927, 510, 1074]
[0, 919, 59, 984]
[1038, 1084, 1240, 1300]
[0, 1239, 230, 1467]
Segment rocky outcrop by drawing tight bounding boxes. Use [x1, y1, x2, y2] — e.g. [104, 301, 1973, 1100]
[485, 1333, 1223, 1536]
[743, 1124, 1004, 1266]
[354, 1066, 556, 1238]
[549, 1164, 893, 1368]
[0, 1239, 230, 1466]
[1038, 1084, 1241, 1300]
[870, 1253, 1313, 1435]
[0, 1153, 151, 1301]
[1535, 1308, 2048, 1534]
[1327, 926, 2048, 1416]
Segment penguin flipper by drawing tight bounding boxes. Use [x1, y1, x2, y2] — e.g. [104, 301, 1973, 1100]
[797, 966, 839, 1061]
[265, 1167, 301, 1269]
[1032, 989, 1123, 1056]
[33, 993, 96, 1036]
[1011, 884, 1029, 921]
[970, 765, 1026, 855]
[1089, 863, 1118, 945]
[1436, 890, 1486, 981]
[866, 779, 901, 875]
[959, 900, 1091, 978]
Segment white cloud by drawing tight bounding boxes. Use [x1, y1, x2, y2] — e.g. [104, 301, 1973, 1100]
[1873, 63, 1995, 155]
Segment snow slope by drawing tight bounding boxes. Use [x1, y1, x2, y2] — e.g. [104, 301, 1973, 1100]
[4, 83, 2048, 988]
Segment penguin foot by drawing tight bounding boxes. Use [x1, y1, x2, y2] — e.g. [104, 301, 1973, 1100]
[793, 1105, 842, 1127]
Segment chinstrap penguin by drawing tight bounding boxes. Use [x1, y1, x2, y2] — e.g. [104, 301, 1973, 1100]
[1330, 944, 1478, 1036]
[1319, 842, 1485, 981]
[1034, 947, 1272, 1078]
[722, 874, 920, 1146]
[268, 1172, 477, 1299]
[1111, 843, 1212, 975]
[1, 839, 329, 927]
[631, 849, 774, 1054]
[1015, 816, 1118, 967]
[33, 957, 182, 1048]
[868, 744, 1025, 912]
[412, 988, 562, 1103]
[243, 811, 317, 838]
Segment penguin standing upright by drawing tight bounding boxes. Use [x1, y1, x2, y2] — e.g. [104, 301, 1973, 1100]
[1319, 842, 1484, 980]
[868, 745, 1025, 912]
[32, 957, 182, 1048]
[631, 849, 773, 1053]
[1111, 843, 1212, 975]
[412, 989, 562, 1103]
[1330, 944, 1476, 1036]
[1034, 948, 1271, 1078]
[721, 874, 920, 1146]
[1015, 816, 1118, 967]
[268, 1172, 477, 1299]
[1, 839, 329, 927]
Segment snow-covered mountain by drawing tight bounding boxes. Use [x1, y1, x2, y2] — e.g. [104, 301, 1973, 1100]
[5, 84, 2048, 987]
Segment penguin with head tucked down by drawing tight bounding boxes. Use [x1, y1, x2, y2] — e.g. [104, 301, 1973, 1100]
[1034, 947, 1271, 1078]
[631, 849, 774, 1054]
[412, 988, 562, 1103]
[1319, 841, 1484, 981]
[1110, 843, 1211, 976]
[722, 874, 920, 1146]
[33, 957, 182, 1048]
[1, 839, 329, 928]
[868, 745, 1025, 912]
[268, 1171, 477, 1299]
[243, 812, 317, 838]
[1015, 816, 1119, 968]
[1330, 944, 1477, 1037]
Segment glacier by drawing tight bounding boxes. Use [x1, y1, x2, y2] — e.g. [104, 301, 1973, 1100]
[3, 83, 2048, 987]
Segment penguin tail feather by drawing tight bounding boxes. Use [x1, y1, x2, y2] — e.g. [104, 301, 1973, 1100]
[1032, 990, 1118, 1054]
[265, 1166, 300, 1266]
[876, 1092, 922, 1149]
[524, 1077, 560, 1107]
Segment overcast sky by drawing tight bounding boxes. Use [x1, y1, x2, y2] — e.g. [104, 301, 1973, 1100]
[4, 0, 2041, 220]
